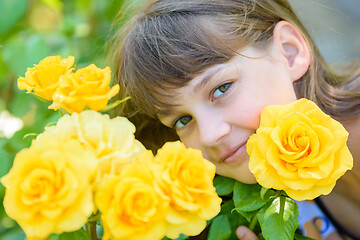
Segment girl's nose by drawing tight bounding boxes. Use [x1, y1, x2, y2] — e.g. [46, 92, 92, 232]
[196, 110, 230, 147]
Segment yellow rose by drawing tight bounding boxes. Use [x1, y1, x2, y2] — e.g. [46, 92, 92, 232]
[43, 110, 144, 185]
[247, 98, 353, 201]
[49, 64, 120, 113]
[154, 141, 222, 239]
[95, 150, 168, 240]
[1, 133, 96, 239]
[17, 56, 74, 100]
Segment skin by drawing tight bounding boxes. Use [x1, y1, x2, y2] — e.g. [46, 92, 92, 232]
[159, 45, 298, 184]
[158, 21, 360, 239]
[159, 21, 309, 184]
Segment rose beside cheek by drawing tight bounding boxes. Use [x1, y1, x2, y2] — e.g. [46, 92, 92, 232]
[248, 99, 353, 201]
[1, 133, 96, 239]
[155, 141, 222, 239]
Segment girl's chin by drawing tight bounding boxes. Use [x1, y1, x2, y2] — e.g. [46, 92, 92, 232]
[217, 167, 257, 184]
[233, 174, 257, 184]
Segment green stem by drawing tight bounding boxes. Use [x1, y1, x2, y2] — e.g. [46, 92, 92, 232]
[249, 214, 258, 231]
[101, 96, 131, 112]
[88, 211, 101, 222]
[58, 108, 68, 117]
[85, 221, 98, 240]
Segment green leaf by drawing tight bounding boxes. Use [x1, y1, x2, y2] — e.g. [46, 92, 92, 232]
[227, 211, 250, 240]
[233, 182, 272, 212]
[7, 127, 35, 152]
[23, 133, 38, 140]
[213, 175, 236, 196]
[9, 90, 36, 117]
[0, 0, 28, 35]
[257, 196, 299, 240]
[0, 147, 11, 178]
[207, 215, 232, 240]
[162, 234, 189, 240]
[217, 198, 249, 239]
[0, 230, 26, 240]
[3, 34, 50, 75]
[0, 138, 6, 148]
[294, 233, 316, 240]
[219, 198, 235, 215]
[228, 210, 249, 228]
[260, 187, 269, 199]
[49, 228, 90, 240]
[233, 209, 257, 223]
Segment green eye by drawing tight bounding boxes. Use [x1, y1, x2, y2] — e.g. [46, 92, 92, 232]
[174, 115, 192, 129]
[212, 83, 232, 100]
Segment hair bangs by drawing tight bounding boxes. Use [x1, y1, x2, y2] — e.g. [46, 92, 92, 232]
[121, 12, 239, 117]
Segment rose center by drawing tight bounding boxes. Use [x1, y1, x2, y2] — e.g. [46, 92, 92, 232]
[20, 168, 55, 205]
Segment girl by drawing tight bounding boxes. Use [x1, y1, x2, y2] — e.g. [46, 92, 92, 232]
[110, 0, 360, 239]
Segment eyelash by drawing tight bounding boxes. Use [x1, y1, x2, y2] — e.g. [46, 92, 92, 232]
[173, 82, 232, 130]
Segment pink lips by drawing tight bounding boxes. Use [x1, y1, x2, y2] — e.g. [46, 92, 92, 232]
[220, 141, 247, 164]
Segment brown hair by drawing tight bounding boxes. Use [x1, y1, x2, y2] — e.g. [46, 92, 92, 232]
[109, 0, 360, 152]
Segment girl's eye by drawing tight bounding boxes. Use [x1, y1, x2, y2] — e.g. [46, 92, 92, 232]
[173, 115, 192, 129]
[212, 82, 232, 100]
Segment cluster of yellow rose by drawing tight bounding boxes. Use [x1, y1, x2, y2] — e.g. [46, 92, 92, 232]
[2, 111, 221, 240]
[17, 56, 119, 113]
[2, 56, 222, 240]
[247, 99, 353, 201]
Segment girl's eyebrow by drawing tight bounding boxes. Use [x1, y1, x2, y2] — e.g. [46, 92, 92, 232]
[193, 65, 226, 94]
[158, 111, 177, 126]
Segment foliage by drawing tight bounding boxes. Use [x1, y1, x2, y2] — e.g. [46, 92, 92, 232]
[0, 0, 141, 238]
[210, 176, 301, 240]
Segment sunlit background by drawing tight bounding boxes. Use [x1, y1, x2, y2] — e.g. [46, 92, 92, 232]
[290, 0, 360, 63]
[0, 0, 359, 239]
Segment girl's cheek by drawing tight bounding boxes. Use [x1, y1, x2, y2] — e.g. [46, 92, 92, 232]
[229, 103, 263, 130]
[177, 131, 199, 149]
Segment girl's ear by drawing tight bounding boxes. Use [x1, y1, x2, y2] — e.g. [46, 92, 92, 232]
[272, 21, 310, 81]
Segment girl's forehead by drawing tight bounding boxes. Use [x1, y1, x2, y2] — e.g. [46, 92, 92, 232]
[154, 58, 241, 109]
[154, 46, 270, 109]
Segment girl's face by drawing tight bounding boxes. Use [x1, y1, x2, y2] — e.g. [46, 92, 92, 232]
[158, 46, 298, 183]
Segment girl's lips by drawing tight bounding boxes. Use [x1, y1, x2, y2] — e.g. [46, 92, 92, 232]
[221, 142, 247, 164]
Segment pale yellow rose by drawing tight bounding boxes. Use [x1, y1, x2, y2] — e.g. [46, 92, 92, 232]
[17, 56, 74, 100]
[154, 141, 222, 239]
[49, 64, 120, 113]
[247, 98, 353, 201]
[95, 150, 168, 240]
[43, 110, 144, 185]
[1, 133, 96, 239]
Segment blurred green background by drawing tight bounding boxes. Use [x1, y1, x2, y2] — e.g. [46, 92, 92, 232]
[0, 0, 359, 239]
[0, 0, 143, 239]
